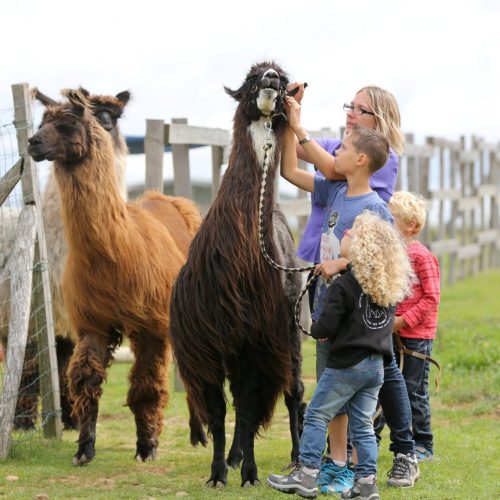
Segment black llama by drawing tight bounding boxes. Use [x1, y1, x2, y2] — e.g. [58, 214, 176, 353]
[170, 61, 306, 487]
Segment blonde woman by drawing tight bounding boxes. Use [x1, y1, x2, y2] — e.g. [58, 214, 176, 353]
[285, 84, 420, 492]
[268, 212, 414, 500]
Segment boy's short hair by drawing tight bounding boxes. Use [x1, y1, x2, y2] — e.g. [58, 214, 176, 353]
[350, 124, 390, 173]
[388, 191, 428, 230]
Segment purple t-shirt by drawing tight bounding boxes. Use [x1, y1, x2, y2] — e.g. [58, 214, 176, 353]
[296, 137, 399, 262]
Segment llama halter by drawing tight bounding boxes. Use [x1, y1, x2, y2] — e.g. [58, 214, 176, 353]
[257, 118, 316, 336]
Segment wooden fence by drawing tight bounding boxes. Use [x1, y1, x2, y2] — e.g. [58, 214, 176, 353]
[141, 120, 499, 284]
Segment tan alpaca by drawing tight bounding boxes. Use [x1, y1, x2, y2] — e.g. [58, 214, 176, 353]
[0, 88, 131, 430]
[27, 89, 201, 465]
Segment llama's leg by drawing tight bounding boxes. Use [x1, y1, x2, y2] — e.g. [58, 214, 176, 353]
[187, 395, 208, 447]
[14, 339, 39, 430]
[67, 332, 110, 465]
[205, 383, 228, 487]
[226, 414, 243, 468]
[56, 336, 77, 430]
[284, 368, 306, 462]
[127, 334, 170, 462]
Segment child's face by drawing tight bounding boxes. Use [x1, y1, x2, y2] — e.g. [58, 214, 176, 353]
[335, 134, 359, 174]
[392, 212, 416, 237]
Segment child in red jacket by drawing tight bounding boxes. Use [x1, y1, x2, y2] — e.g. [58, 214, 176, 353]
[389, 191, 440, 462]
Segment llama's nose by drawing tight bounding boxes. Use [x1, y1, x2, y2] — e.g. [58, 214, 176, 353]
[28, 135, 41, 145]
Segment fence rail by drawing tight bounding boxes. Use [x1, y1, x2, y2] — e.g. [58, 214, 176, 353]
[141, 120, 499, 284]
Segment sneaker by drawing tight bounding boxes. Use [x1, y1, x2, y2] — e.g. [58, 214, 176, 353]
[267, 462, 319, 498]
[320, 465, 354, 495]
[387, 453, 420, 487]
[340, 478, 379, 500]
[415, 446, 434, 462]
[318, 460, 343, 486]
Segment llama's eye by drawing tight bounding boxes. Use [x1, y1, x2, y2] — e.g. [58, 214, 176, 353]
[56, 124, 74, 134]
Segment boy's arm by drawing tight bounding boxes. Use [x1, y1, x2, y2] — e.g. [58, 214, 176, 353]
[314, 258, 349, 280]
[281, 125, 315, 192]
[401, 253, 441, 328]
[311, 281, 346, 340]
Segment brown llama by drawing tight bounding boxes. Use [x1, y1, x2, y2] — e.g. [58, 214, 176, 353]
[170, 61, 306, 488]
[0, 88, 131, 431]
[27, 89, 201, 465]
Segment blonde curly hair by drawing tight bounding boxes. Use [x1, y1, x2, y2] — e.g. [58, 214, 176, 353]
[388, 191, 428, 231]
[348, 211, 414, 307]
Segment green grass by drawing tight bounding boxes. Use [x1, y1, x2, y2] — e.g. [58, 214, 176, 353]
[1, 270, 499, 499]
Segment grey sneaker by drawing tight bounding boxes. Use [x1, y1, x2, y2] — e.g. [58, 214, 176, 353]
[267, 462, 318, 498]
[415, 445, 434, 462]
[340, 478, 380, 500]
[387, 453, 420, 487]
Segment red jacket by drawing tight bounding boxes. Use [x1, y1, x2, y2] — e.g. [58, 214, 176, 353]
[396, 241, 440, 339]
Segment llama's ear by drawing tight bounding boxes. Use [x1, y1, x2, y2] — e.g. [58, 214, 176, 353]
[62, 89, 89, 115]
[32, 87, 58, 107]
[78, 87, 90, 98]
[224, 85, 244, 102]
[116, 91, 131, 106]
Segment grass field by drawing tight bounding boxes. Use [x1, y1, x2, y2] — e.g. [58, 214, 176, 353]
[1, 270, 499, 499]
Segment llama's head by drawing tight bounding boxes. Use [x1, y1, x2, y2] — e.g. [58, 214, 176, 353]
[78, 88, 130, 132]
[224, 61, 289, 122]
[33, 87, 130, 133]
[28, 89, 95, 163]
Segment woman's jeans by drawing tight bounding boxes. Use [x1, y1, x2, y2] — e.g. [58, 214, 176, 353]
[299, 355, 384, 479]
[374, 353, 416, 456]
[398, 338, 434, 453]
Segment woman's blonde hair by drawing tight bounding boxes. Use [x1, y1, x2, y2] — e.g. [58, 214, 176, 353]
[348, 211, 414, 307]
[388, 191, 428, 231]
[356, 86, 405, 156]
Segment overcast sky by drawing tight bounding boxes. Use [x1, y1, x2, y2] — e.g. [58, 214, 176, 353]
[2, 0, 499, 145]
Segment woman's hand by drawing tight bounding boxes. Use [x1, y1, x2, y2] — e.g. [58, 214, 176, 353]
[287, 82, 306, 104]
[314, 259, 347, 280]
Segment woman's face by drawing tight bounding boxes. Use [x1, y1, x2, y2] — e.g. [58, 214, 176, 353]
[345, 91, 377, 132]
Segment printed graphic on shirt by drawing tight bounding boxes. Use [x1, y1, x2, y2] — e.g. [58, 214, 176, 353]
[358, 293, 391, 330]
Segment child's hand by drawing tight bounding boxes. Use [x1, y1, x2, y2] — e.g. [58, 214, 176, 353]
[393, 315, 406, 332]
[284, 96, 302, 131]
[314, 259, 346, 279]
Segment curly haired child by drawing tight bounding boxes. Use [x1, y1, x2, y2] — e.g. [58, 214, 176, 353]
[388, 191, 440, 462]
[267, 211, 414, 500]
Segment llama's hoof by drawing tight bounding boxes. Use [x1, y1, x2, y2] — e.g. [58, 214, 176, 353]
[73, 439, 95, 466]
[72, 452, 93, 466]
[242, 479, 261, 488]
[226, 450, 243, 469]
[134, 443, 157, 462]
[205, 479, 226, 488]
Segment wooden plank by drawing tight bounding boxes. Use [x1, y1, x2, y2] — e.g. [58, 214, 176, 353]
[477, 184, 498, 197]
[168, 123, 230, 147]
[0, 158, 23, 206]
[211, 145, 224, 201]
[459, 150, 480, 163]
[403, 143, 434, 158]
[430, 239, 459, 255]
[0, 206, 36, 459]
[170, 119, 192, 199]
[457, 243, 481, 260]
[144, 119, 165, 192]
[458, 197, 481, 211]
[477, 229, 499, 244]
[429, 188, 460, 201]
[11, 83, 62, 440]
[280, 198, 312, 218]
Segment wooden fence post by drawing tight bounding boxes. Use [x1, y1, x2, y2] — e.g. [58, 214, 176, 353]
[144, 119, 165, 192]
[170, 118, 192, 199]
[11, 83, 62, 440]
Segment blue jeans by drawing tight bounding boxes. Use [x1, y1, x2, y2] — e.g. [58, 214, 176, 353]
[398, 338, 434, 453]
[316, 339, 348, 417]
[299, 355, 384, 479]
[374, 354, 416, 456]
